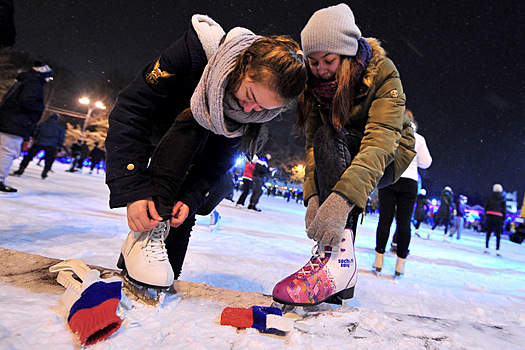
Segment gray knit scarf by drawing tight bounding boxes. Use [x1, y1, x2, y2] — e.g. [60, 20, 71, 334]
[190, 34, 282, 138]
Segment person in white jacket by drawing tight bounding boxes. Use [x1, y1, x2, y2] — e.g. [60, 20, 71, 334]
[373, 109, 432, 276]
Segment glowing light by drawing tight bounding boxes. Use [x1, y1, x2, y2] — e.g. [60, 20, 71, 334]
[78, 97, 89, 104]
[235, 156, 244, 166]
[95, 101, 106, 109]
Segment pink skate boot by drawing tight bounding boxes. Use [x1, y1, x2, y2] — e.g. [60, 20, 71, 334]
[272, 229, 357, 306]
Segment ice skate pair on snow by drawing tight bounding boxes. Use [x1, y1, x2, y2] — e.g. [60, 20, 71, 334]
[118, 222, 358, 307]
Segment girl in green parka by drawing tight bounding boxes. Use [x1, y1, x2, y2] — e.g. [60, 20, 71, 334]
[273, 3, 415, 307]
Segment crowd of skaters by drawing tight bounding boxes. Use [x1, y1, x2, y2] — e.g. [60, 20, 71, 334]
[367, 182, 515, 258]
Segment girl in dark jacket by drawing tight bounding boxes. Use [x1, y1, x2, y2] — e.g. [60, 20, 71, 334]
[107, 15, 307, 289]
[484, 184, 506, 256]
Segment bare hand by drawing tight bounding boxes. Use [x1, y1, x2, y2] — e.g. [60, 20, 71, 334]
[126, 198, 163, 232]
[170, 201, 189, 227]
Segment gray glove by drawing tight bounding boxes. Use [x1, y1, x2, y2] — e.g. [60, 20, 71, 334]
[305, 195, 319, 229]
[307, 192, 354, 246]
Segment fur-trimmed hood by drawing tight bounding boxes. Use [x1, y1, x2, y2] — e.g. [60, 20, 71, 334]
[361, 37, 387, 89]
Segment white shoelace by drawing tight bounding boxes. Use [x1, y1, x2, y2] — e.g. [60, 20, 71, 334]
[298, 242, 344, 278]
[298, 244, 326, 277]
[144, 222, 169, 263]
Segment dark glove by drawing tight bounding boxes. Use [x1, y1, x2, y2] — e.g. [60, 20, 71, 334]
[307, 192, 354, 246]
[305, 195, 319, 229]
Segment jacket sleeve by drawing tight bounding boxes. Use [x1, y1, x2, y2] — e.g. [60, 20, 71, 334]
[105, 30, 200, 208]
[333, 58, 407, 209]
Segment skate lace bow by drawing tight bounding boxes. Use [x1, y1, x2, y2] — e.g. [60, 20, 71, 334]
[144, 223, 169, 262]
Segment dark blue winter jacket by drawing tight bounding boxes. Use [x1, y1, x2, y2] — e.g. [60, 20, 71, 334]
[0, 69, 46, 139]
[105, 24, 209, 208]
[32, 114, 65, 148]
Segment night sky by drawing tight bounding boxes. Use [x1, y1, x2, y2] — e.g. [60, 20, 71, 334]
[10, 1, 524, 205]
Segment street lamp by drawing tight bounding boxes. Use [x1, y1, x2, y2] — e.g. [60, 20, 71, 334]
[78, 97, 106, 137]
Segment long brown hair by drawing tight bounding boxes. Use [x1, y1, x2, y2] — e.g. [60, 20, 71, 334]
[297, 54, 368, 131]
[227, 36, 308, 155]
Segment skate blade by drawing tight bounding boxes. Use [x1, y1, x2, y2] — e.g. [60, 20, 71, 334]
[119, 269, 166, 306]
[271, 301, 330, 317]
[117, 253, 172, 289]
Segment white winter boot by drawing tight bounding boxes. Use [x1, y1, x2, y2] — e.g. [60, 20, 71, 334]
[117, 220, 174, 288]
[272, 229, 357, 306]
[395, 257, 406, 277]
[373, 252, 384, 273]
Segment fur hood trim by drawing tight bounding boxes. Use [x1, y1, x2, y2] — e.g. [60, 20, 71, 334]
[362, 37, 387, 88]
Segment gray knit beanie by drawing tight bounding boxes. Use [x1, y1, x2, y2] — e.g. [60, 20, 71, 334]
[301, 3, 362, 57]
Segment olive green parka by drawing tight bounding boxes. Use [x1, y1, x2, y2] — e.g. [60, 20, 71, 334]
[303, 38, 416, 209]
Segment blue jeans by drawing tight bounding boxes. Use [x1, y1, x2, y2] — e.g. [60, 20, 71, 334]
[449, 216, 464, 239]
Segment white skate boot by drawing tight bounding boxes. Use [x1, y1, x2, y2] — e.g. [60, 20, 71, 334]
[373, 252, 384, 274]
[117, 220, 174, 288]
[395, 257, 406, 277]
[273, 229, 357, 306]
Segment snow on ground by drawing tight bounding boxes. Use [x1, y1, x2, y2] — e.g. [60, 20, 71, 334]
[1, 159, 524, 349]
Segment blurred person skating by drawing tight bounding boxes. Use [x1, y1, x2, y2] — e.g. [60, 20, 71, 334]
[272, 3, 415, 306]
[12, 113, 65, 179]
[373, 110, 432, 276]
[67, 139, 83, 172]
[88, 142, 105, 174]
[0, 60, 53, 192]
[209, 209, 221, 231]
[248, 153, 272, 212]
[235, 156, 256, 208]
[484, 184, 506, 256]
[413, 188, 430, 237]
[449, 194, 467, 241]
[78, 140, 90, 170]
[105, 14, 307, 289]
[428, 186, 454, 240]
